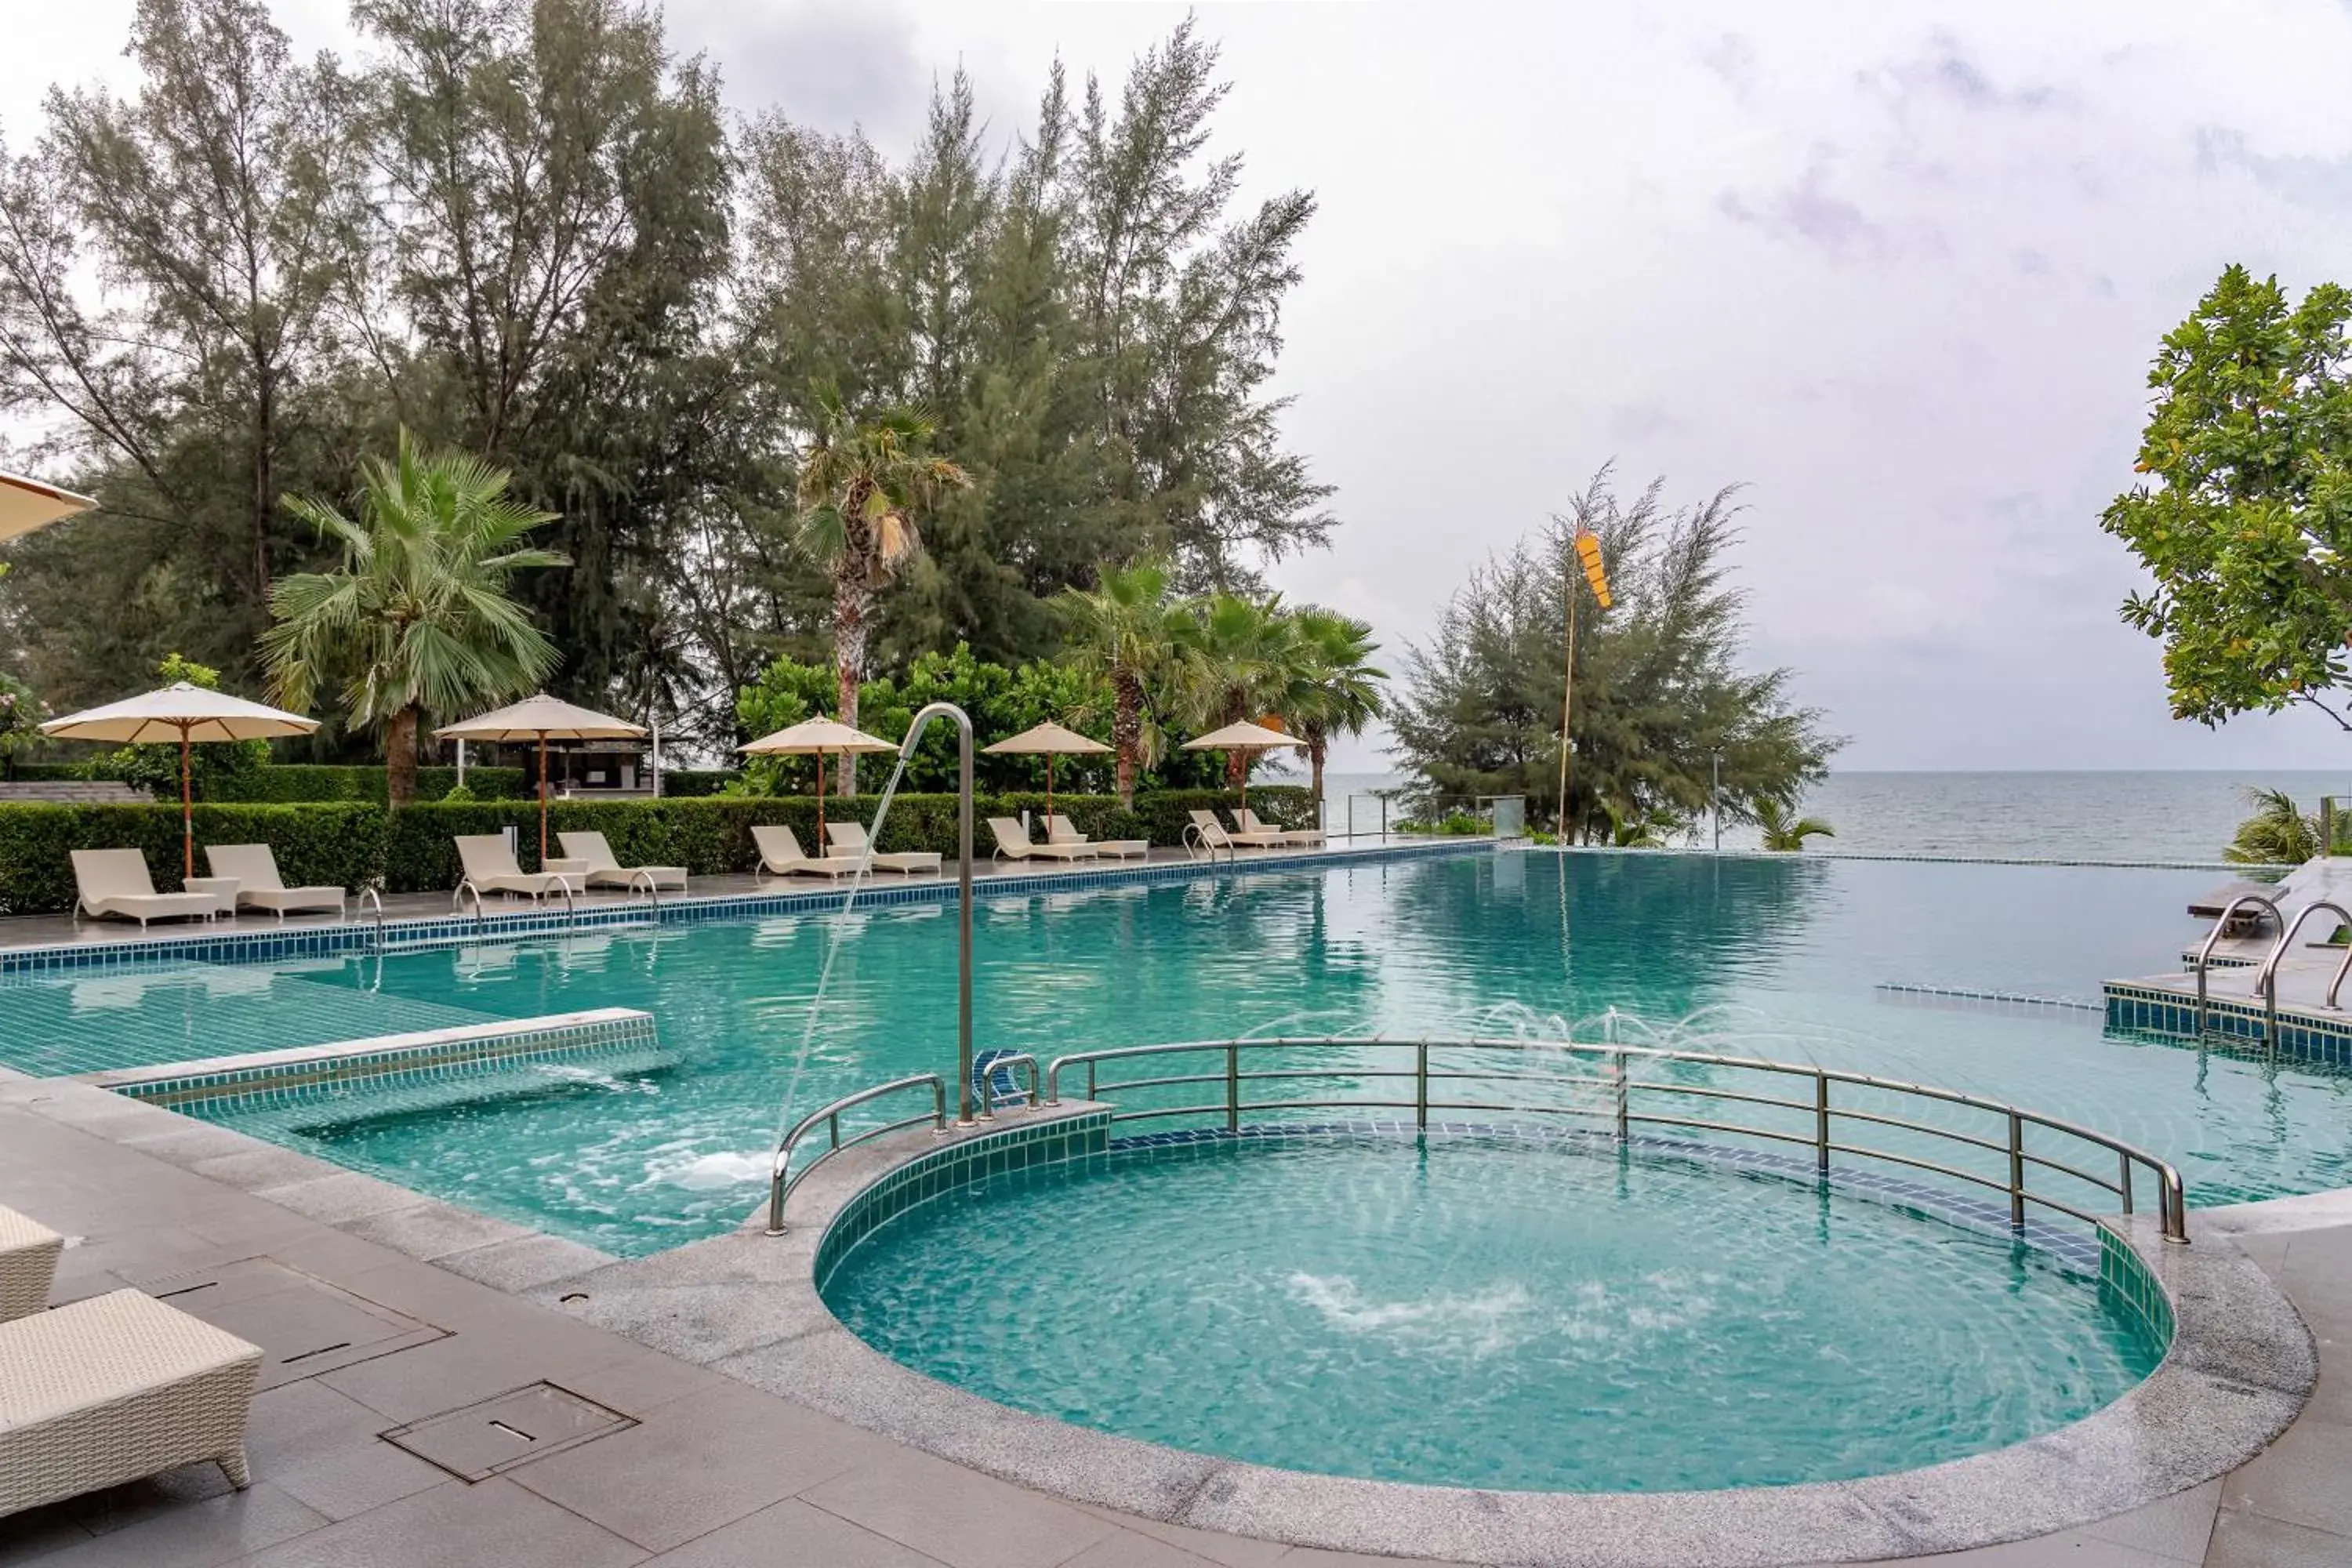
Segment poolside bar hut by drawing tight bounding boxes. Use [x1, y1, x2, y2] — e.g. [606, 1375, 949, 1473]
[1182, 718, 1305, 809]
[740, 716, 897, 843]
[436, 695, 648, 865]
[982, 721, 1111, 819]
[39, 684, 318, 878]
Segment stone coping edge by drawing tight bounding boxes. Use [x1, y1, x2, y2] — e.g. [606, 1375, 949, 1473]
[80, 1007, 652, 1091]
[585, 1107, 2321, 1568]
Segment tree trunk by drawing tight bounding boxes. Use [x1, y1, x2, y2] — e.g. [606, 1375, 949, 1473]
[252, 372, 274, 608]
[1112, 668, 1142, 809]
[833, 556, 866, 798]
[1309, 734, 1327, 807]
[386, 706, 420, 809]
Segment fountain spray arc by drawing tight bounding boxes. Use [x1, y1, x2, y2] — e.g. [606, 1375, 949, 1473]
[901, 701, 979, 1124]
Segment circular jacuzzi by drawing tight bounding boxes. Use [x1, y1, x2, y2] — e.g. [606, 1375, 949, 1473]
[818, 1126, 2165, 1493]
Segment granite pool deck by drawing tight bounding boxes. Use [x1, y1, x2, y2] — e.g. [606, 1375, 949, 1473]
[2, 1069, 2350, 1567]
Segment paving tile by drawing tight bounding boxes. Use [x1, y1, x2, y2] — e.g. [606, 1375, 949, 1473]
[431, 1233, 612, 1291]
[238, 1477, 646, 1568]
[508, 1381, 882, 1552]
[342, 1201, 532, 1262]
[0, 1505, 96, 1566]
[641, 1498, 945, 1566]
[66, 1463, 235, 1534]
[191, 1146, 341, 1193]
[1069, 1508, 1287, 1567]
[2077, 1478, 2219, 1562]
[239, 1379, 393, 1475]
[265, 1441, 446, 1523]
[2205, 1507, 2352, 1568]
[802, 1446, 1116, 1568]
[1895, 1533, 2200, 1565]
[254, 1172, 428, 1225]
[1061, 1527, 1222, 1566]
[32, 1484, 325, 1568]
[314, 1311, 626, 1421]
[2216, 1414, 2352, 1536]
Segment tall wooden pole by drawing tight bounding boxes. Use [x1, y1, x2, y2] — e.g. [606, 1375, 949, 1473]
[180, 729, 194, 879]
[1555, 580, 1577, 843]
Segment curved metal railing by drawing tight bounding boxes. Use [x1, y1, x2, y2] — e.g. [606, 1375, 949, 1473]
[1044, 1036, 2189, 1244]
[359, 885, 386, 953]
[2193, 892, 2281, 1037]
[2252, 899, 2352, 1039]
[765, 1073, 949, 1235]
[977, 1051, 1040, 1119]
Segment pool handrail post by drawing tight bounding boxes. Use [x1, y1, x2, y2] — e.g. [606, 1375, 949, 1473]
[1613, 1049, 1630, 1142]
[2252, 898, 2352, 1051]
[1813, 1073, 1830, 1174]
[2193, 892, 2280, 1038]
[1226, 1040, 1240, 1131]
[902, 701, 977, 1126]
[2007, 1110, 2027, 1232]
[1415, 1040, 1428, 1131]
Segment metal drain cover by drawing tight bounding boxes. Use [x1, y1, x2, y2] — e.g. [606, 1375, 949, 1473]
[137, 1258, 447, 1388]
[382, 1383, 633, 1481]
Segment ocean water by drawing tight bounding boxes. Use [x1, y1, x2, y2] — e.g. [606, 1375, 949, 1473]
[1323, 770, 2352, 863]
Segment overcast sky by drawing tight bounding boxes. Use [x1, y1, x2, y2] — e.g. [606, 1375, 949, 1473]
[16, 2, 2352, 772]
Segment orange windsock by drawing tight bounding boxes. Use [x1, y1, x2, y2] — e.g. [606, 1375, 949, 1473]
[1573, 531, 1611, 611]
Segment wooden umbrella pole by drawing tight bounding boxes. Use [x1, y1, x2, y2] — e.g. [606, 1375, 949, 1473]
[538, 734, 549, 865]
[816, 752, 826, 844]
[180, 729, 194, 880]
[1047, 754, 1055, 822]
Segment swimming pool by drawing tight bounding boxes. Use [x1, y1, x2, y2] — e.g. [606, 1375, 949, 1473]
[8, 849, 2348, 1254]
[818, 1127, 2166, 1491]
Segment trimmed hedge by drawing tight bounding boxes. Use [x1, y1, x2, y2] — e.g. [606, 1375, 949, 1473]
[657, 769, 740, 797]
[0, 785, 1318, 914]
[0, 803, 387, 916]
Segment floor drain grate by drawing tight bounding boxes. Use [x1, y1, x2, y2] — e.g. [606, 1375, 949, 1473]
[381, 1383, 634, 1482]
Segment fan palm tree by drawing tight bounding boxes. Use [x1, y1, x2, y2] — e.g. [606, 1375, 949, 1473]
[1186, 592, 1303, 789]
[1287, 608, 1386, 805]
[263, 432, 567, 808]
[794, 385, 971, 794]
[1058, 561, 1185, 808]
[2224, 787, 2321, 865]
[1755, 797, 1835, 852]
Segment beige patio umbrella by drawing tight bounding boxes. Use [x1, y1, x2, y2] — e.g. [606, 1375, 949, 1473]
[435, 694, 647, 865]
[40, 683, 318, 879]
[982, 720, 1111, 819]
[0, 470, 96, 542]
[1182, 717, 1305, 808]
[739, 715, 897, 844]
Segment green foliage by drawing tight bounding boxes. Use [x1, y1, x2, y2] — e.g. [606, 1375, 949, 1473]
[0, 803, 385, 915]
[2223, 786, 2321, 865]
[2103, 266, 2352, 730]
[438, 782, 477, 804]
[659, 769, 741, 797]
[1388, 467, 1842, 842]
[1754, 798, 1835, 852]
[1396, 810, 1484, 837]
[199, 764, 528, 803]
[0, 671, 48, 761]
[95, 654, 272, 798]
[266, 430, 568, 805]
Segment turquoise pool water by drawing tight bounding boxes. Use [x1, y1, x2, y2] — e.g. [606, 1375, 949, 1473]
[821, 1129, 2165, 1490]
[5, 851, 2348, 1254]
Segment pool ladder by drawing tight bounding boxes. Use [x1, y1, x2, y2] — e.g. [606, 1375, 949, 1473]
[2193, 894, 2352, 1048]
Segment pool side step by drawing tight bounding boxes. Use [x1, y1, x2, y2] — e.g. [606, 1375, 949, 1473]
[1875, 983, 2100, 1014]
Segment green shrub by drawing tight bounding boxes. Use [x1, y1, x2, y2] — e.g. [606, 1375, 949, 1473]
[0, 802, 386, 915]
[203, 764, 528, 803]
[657, 769, 740, 798]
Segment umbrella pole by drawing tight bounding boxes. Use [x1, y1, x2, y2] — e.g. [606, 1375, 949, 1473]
[180, 729, 193, 880]
[1047, 754, 1054, 822]
[817, 753, 826, 844]
[539, 735, 549, 866]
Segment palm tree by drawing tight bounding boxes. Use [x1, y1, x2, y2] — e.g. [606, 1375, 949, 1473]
[1755, 797, 1835, 852]
[1058, 561, 1185, 808]
[794, 385, 971, 794]
[1187, 592, 1301, 789]
[1601, 800, 1680, 848]
[2225, 787, 2321, 865]
[1287, 608, 1386, 806]
[263, 431, 566, 808]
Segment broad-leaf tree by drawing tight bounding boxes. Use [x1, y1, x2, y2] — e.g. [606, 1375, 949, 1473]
[793, 387, 971, 791]
[2103, 265, 2352, 730]
[263, 432, 567, 805]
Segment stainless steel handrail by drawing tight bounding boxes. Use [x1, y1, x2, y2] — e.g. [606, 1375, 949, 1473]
[360, 885, 385, 952]
[627, 868, 662, 918]
[553, 877, 577, 927]
[2193, 893, 2281, 1037]
[1041, 1035, 2190, 1244]
[2252, 898, 2352, 1044]
[977, 1052, 1040, 1120]
[452, 879, 485, 924]
[766, 1073, 949, 1235]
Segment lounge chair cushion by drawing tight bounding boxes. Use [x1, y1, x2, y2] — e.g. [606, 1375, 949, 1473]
[69, 851, 217, 926]
[204, 844, 346, 914]
[557, 831, 687, 889]
[751, 824, 861, 877]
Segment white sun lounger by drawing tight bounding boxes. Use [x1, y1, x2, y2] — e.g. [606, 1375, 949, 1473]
[988, 817, 1093, 862]
[0, 1288, 263, 1519]
[826, 821, 941, 876]
[453, 835, 577, 902]
[751, 824, 862, 880]
[69, 850, 218, 928]
[1187, 809, 1283, 854]
[0, 1203, 63, 1326]
[1045, 814, 1148, 860]
[1236, 808, 1323, 848]
[557, 830, 688, 891]
[203, 844, 347, 920]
